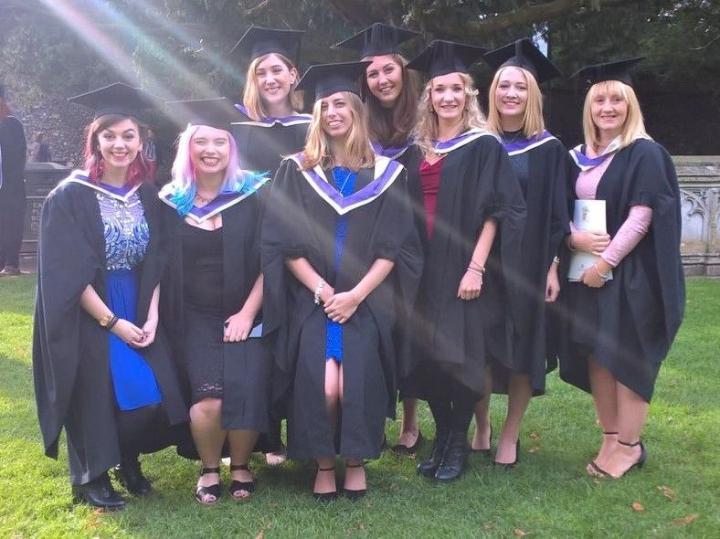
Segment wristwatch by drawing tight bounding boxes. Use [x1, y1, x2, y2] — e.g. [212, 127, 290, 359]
[98, 312, 115, 328]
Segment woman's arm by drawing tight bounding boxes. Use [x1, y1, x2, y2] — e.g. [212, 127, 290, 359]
[79, 284, 146, 345]
[136, 285, 160, 348]
[457, 218, 497, 300]
[286, 257, 335, 304]
[224, 275, 264, 342]
[324, 258, 395, 324]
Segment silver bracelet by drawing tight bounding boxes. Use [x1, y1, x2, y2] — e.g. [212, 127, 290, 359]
[313, 280, 326, 305]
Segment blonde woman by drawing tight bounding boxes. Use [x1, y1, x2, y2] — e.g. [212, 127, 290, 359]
[262, 62, 421, 500]
[559, 58, 684, 478]
[471, 39, 572, 467]
[230, 26, 310, 181]
[335, 22, 424, 454]
[403, 41, 525, 482]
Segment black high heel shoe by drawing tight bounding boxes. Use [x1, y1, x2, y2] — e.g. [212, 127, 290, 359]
[229, 463, 255, 500]
[343, 462, 367, 501]
[417, 430, 449, 478]
[72, 472, 126, 510]
[435, 430, 469, 482]
[493, 439, 520, 470]
[587, 431, 618, 477]
[391, 431, 424, 456]
[194, 467, 221, 505]
[313, 466, 338, 502]
[114, 457, 152, 496]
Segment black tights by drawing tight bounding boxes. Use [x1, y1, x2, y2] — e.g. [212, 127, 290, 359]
[115, 404, 165, 463]
[427, 374, 479, 437]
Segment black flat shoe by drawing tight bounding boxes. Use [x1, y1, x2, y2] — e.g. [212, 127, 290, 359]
[72, 472, 126, 511]
[493, 439, 520, 470]
[391, 431, 424, 456]
[471, 426, 492, 454]
[435, 430, 469, 482]
[342, 462, 367, 501]
[195, 466, 221, 505]
[114, 458, 152, 496]
[313, 466, 338, 502]
[417, 430, 449, 478]
[229, 463, 255, 500]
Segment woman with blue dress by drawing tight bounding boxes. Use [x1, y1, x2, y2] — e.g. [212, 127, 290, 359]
[32, 83, 187, 510]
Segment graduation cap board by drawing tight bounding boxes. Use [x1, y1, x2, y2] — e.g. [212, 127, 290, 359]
[571, 57, 645, 88]
[484, 38, 561, 84]
[407, 40, 487, 78]
[230, 26, 304, 66]
[165, 97, 242, 131]
[68, 82, 156, 121]
[334, 22, 421, 58]
[296, 61, 371, 100]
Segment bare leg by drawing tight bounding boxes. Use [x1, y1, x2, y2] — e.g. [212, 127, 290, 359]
[587, 357, 619, 473]
[398, 398, 419, 447]
[600, 382, 649, 478]
[471, 366, 493, 451]
[495, 373, 531, 464]
[227, 429, 259, 499]
[190, 398, 225, 503]
[314, 359, 341, 495]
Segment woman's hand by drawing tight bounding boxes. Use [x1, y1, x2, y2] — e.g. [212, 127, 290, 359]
[224, 310, 255, 342]
[133, 317, 158, 348]
[545, 264, 560, 303]
[324, 291, 360, 324]
[319, 284, 335, 306]
[111, 319, 146, 346]
[581, 265, 607, 288]
[570, 230, 611, 255]
[457, 270, 483, 300]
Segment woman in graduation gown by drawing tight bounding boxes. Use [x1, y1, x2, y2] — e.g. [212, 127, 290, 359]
[229, 26, 311, 464]
[335, 23, 425, 455]
[262, 61, 422, 500]
[32, 83, 187, 510]
[558, 59, 684, 478]
[159, 98, 271, 504]
[471, 39, 571, 467]
[403, 41, 526, 482]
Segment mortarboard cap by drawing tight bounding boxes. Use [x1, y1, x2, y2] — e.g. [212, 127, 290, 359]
[407, 40, 486, 78]
[334, 23, 421, 58]
[296, 61, 371, 100]
[571, 57, 644, 88]
[230, 26, 304, 66]
[484, 38, 561, 84]
[68, 82, 156, 121]
[165, 97, 241, 131]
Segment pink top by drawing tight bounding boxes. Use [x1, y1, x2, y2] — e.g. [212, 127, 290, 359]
[573, 154, 653, 268]
[420, 158, 443, 239]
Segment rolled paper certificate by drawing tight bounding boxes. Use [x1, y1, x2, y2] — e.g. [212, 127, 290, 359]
[568, 199, 613, 282]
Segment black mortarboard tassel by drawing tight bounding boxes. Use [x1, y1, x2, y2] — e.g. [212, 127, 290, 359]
[571, 57, 645, 89]
[296, 61, 371, 100]
[406, 40, 486, 78]
[334, 23, 421, 58]
[68, 82, 157, 121]
[230, 26, 304, 66]
[165, 97, 241, 131]
[484, 38, 561, 84]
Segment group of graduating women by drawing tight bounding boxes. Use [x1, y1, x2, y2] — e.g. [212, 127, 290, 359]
[31, 23, 685, 510]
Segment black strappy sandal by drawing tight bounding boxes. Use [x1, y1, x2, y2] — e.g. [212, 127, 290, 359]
[195, 467, 221, 505]
[343, 462, 367, 501]
[313, 466, 338, 502]
[228, 463, 255, 500]
[587, 431, 618, 477]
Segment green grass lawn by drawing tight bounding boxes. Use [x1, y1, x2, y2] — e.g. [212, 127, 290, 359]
[1, 276, 718, 538]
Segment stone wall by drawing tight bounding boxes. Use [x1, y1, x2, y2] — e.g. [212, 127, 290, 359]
[676, 156, 720, 276]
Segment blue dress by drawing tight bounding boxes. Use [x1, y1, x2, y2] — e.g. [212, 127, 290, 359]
[325, 167, 358, 362]
[97, 186, 162, 411]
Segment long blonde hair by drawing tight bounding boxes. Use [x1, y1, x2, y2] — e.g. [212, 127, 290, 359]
[242, 53, 303, 121]
[412, 72, 487, 156]
[301, 91, 375, 171]
[583, 80, 650, 151]
[486, 66, 545, 139]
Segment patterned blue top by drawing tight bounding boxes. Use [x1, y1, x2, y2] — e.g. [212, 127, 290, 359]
[325, 167, 358, 362]
[97, 189, 150, 271]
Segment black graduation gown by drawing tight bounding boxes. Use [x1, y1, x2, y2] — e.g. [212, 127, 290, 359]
[492, 135, 573, 396]
[262, 155, 422, 460]
[32, 178, 188, 485]
[231, 108, 310, 179]
[557, 139, 685, 402]
[404, 132, 526, 397]
[160, 183, 273, 433]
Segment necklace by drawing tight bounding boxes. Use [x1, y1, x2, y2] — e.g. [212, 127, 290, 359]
[194, 193, 215, 206]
